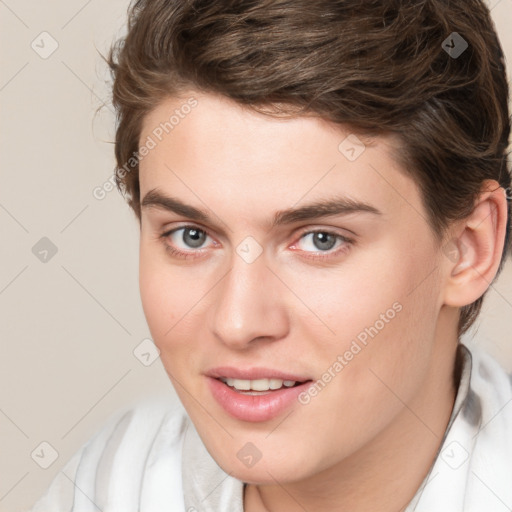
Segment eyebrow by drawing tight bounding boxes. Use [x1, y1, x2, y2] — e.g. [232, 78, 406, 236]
[141, 189, 382, 229]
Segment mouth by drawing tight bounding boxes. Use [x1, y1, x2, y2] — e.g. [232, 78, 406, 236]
[206, 368, 313, 422]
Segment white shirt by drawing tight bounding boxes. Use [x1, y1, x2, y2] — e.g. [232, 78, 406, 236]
[29, 344, 512, 512]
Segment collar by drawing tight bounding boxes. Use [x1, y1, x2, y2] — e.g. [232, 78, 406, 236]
[181, 419, 244, 512]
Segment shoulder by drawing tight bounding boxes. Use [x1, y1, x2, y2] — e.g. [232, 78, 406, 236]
[29, 395, 189, 512]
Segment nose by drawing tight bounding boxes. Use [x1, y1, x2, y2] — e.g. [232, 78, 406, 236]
[210, 250, 289, 350]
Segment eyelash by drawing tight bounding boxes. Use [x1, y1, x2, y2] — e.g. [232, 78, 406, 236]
[158, 225, 354, 261]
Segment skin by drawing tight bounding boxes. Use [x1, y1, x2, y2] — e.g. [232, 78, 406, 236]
[137, 90, 507, 512]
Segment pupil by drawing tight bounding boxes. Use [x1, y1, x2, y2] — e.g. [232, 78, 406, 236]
[314, 232, 336, 251]
[184, 228, 205, 248]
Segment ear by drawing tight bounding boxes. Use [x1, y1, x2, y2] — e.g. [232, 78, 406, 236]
[442, 179, 508, 308]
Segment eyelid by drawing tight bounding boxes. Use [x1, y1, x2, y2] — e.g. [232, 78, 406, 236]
[286, 217, 358, 238]
[293, 224, 355, 240]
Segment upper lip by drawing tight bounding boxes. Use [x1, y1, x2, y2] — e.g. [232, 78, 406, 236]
[206, 366, 312, 382]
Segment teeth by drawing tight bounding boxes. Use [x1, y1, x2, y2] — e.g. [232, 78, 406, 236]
[269, 379, 283, 390]
[233, 379, 251, 391]
[250, 378, 271, 391]
[219, 377, 298, 391]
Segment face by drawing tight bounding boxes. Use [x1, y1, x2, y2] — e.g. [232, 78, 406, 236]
[138, 90, 452, 484]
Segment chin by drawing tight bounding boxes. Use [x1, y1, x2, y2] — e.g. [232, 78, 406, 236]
[204, 434, 315, 484]
[221, 455, 311, 485]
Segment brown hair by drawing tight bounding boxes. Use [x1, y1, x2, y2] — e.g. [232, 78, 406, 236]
[105, 0, 511, 337]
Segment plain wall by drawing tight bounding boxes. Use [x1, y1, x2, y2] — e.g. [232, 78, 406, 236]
[1, 1, 511, 510]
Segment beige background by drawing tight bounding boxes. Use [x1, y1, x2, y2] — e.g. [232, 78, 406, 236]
[1, 1, 511, 511]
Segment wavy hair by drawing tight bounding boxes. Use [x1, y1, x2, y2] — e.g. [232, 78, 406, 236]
[105, 0, 511, 337]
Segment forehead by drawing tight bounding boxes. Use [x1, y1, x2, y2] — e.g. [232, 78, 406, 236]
[138, 91, 424, 230]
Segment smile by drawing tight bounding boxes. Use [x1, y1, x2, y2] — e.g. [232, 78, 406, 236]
[207, 369, 313, 422]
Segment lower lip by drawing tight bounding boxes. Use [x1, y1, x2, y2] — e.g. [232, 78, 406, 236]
[207, 377, 311, 422]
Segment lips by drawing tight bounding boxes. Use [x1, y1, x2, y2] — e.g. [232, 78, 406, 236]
[206, 366, 313, 422]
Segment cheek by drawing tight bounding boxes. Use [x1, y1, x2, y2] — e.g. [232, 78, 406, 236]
[284, 267, 441, 473]
[138, 243, 214, 389]
[281, 243, 431, 356]
[139, 267, 173, 340]
[296, 240, 442, 408]
[139, 244, 189, 343]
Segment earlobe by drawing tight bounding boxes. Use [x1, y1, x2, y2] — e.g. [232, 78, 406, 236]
[443, 180, 508, 308]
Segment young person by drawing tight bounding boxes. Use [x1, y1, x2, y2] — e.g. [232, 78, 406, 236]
[31, 0, 512, 510]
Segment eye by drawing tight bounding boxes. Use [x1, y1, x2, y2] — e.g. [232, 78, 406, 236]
[169, 226, 210, 249]
[159, 225, 215, 260]
[291, 230, 353, 259]
[298, 231, 339, 251]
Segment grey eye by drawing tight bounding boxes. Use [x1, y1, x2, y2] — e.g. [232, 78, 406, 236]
[181, 227, 207, 248]
[299, 231, 339, 252]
